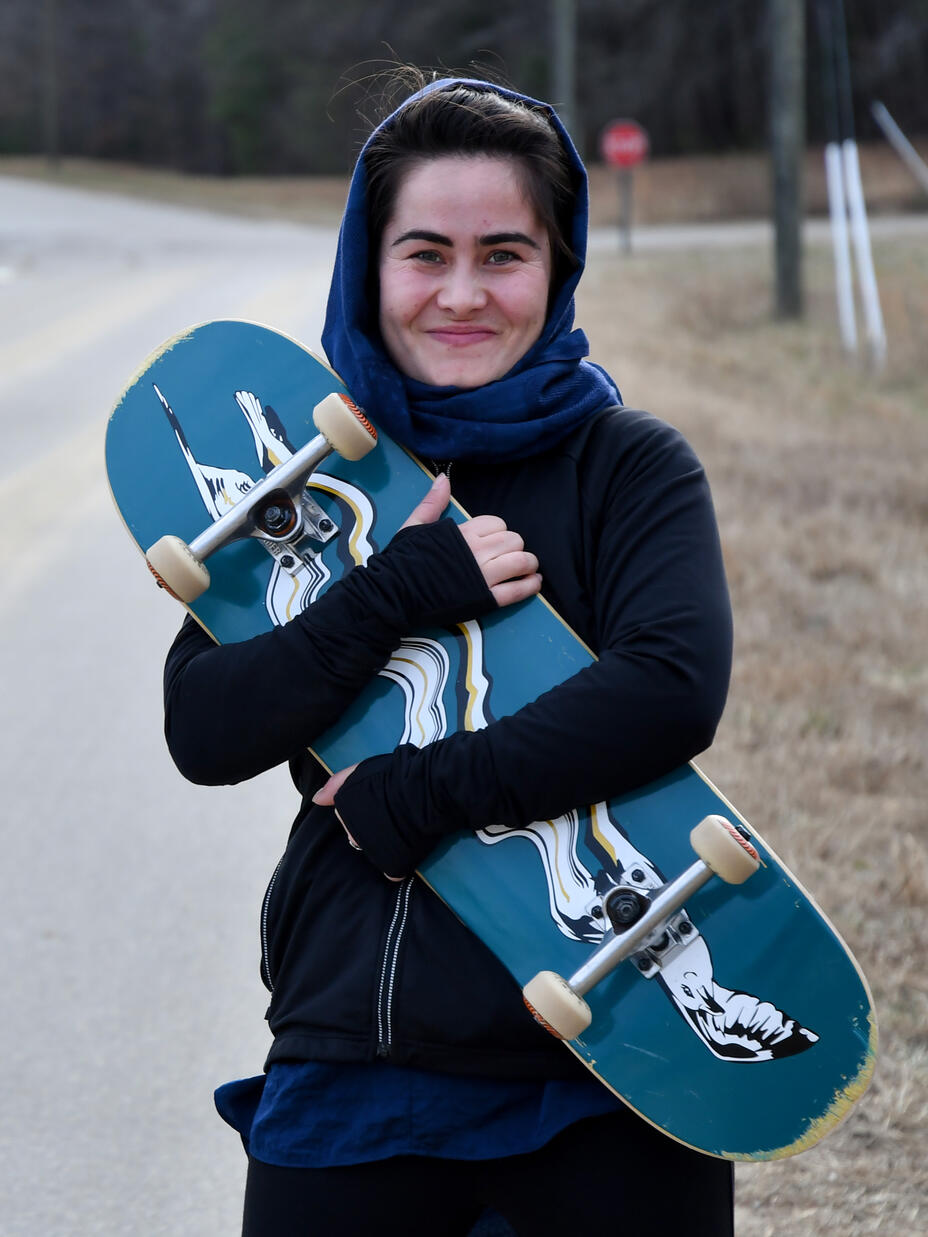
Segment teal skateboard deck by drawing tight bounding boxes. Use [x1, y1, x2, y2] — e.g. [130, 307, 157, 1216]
[106, 320, 876, 1160]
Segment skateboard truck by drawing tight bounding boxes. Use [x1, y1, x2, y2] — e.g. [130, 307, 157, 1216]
[523, 815, 760, 1040]
[145, 393, 377, 602]
[602, 885, 694, 979]
[252, 488, 340, 581]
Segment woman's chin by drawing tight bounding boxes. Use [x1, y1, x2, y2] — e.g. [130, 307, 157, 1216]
[416, 359, 509, 390]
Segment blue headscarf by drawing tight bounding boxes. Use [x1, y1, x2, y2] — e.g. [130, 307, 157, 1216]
[321, 78, 621, 463]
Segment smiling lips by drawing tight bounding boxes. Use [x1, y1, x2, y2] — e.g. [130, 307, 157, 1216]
[426, 325, 498, 346]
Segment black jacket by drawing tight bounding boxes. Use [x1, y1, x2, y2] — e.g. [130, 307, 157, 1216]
[163, 407, 732, 1078]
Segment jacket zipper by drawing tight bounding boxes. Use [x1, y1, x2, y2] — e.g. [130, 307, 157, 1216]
[376, 878, 414, 1058]
[430, 460, 453, 489]
[260, 855, 285, 992]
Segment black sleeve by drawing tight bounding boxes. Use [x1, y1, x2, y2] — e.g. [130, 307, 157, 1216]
[334, 416, 734, 878]
[163, 519, 495, 785]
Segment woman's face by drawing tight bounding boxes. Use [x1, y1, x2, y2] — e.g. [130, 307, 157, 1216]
[378, 156, 552, 388]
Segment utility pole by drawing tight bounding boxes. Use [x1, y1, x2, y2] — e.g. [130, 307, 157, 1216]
[769, 0, 805, 318]
[551, 0, 578, 144]
[42, 0, 60, 168]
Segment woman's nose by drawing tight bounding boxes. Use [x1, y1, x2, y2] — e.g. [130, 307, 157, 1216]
[435, 263, 488, 314]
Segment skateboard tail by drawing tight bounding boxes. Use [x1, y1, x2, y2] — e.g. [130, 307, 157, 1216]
[721, 1008, 878, 1161]
[563, 1004, 877, 1162]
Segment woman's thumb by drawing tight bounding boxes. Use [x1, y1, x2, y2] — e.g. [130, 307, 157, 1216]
[400, 471, 451, 529]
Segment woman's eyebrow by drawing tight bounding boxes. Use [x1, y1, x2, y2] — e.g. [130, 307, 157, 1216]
[390, 229, 451, 247]
[480, 231, 540, 249]
[390, 229, 541, 249]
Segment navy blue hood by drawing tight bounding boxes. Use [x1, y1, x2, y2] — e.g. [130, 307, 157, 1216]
[321, 78, 621, 462]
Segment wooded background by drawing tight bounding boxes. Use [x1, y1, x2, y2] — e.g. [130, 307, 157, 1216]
[1, 0, 925, 173]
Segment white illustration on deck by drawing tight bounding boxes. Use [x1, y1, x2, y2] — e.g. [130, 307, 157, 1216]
[154, 381, 450, 701]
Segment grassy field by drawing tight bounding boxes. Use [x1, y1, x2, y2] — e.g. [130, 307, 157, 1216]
[578, 239, 927, 1233]
[6, 154, 925, 1231]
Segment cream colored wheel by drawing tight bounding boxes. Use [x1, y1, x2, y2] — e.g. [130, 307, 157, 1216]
[313, 392, 378, 461]
[523, 971, 592, 1040]
[690, 815, 760, 884]
[146, 535, 211, 602]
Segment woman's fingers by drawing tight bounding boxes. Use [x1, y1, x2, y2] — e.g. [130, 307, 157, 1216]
[489, 571, 543, 607]
[399, 484, 540, 610]
[462, 514, 507, 538]
[458, 519, 541, 606]
[312, 763, 358, 805]
[481, 549, 541, 590]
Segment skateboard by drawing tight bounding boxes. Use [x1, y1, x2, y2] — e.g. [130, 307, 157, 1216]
[106, 320, 876, 1161]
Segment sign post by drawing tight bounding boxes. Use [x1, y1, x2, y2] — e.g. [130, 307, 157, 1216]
[600, 119, 650, 252]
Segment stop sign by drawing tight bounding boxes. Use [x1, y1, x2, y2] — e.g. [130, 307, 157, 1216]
[600, 120, 650, 169]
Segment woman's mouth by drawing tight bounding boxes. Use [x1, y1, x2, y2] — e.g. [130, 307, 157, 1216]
[426, 326, 498, 347]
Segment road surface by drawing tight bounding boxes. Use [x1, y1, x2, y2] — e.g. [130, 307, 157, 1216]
[0, 175, 340, 1236]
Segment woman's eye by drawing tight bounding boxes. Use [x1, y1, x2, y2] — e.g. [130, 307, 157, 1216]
[411, 250, 443, 264]
[487, 250, 519, 266]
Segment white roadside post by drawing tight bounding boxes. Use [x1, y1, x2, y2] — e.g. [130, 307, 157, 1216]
[842, 137, 887, 369]
[817, 0, 886, 369]
[824, 140, 858, 354]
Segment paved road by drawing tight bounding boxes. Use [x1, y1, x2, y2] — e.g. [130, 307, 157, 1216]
[587, 208, 928, 252]
[0, 176, 340, 1236]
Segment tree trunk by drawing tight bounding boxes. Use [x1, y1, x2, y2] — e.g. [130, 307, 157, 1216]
[770, 0, 805, 318]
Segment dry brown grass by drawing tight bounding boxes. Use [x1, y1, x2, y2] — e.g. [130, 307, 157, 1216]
[578, 237, 928, 1233]
[587, 140, 928, 226]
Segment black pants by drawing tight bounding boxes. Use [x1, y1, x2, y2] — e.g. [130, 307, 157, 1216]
[241, 1111, 734, 1236]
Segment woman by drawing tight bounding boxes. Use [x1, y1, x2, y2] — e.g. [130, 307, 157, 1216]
[164, 76, 735, 1235]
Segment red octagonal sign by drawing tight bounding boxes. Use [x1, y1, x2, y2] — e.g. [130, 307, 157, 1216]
[600, 120, 650, 169]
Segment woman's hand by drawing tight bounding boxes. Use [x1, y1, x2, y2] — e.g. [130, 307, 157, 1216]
[402, 472, 542, 608]
[313, 763, 405, 881]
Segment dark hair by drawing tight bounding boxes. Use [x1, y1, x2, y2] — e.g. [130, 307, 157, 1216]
[363, 75, 580, 290]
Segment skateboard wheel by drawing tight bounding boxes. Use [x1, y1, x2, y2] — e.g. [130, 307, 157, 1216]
[690, 815, 760, 884]
[313, 392, 378, 461]
[145, 535, 211, 603]
[523, 971, 592, 1040]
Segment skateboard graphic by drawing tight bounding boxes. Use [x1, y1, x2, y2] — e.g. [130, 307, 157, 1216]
[106, 320, 876, 1160]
